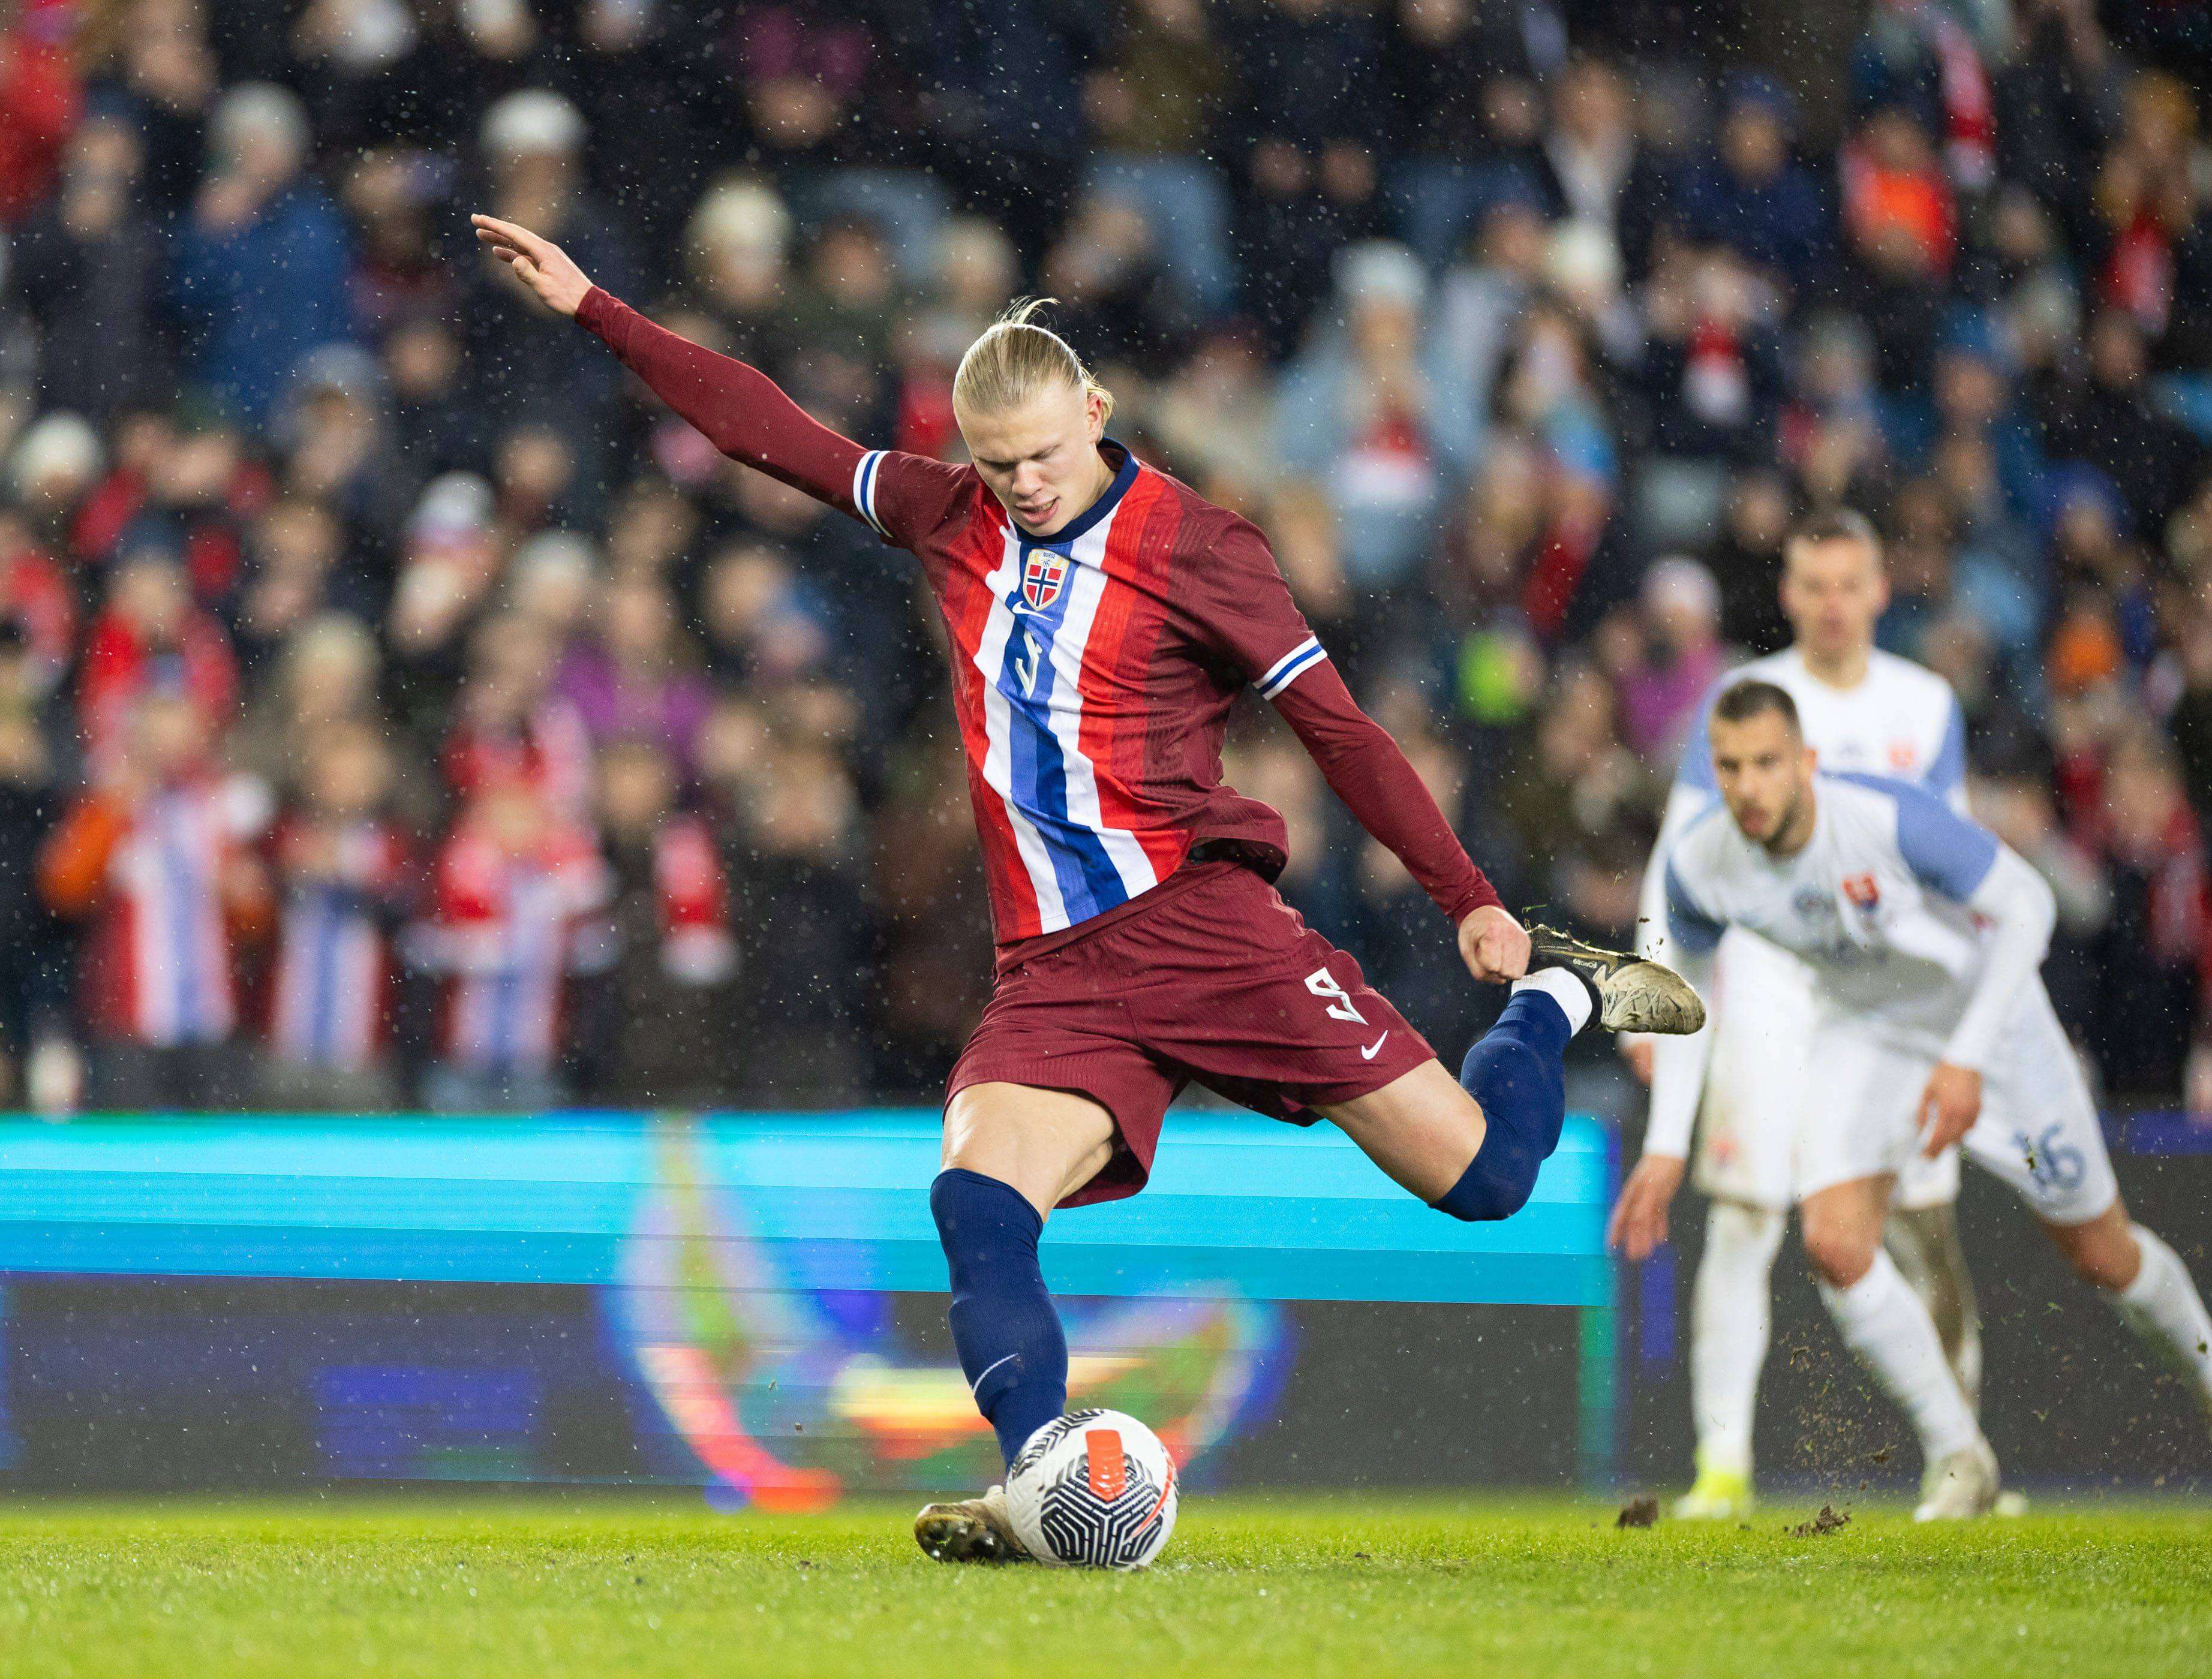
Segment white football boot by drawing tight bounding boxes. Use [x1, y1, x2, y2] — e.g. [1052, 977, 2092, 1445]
[914, 1485, 1032, 1564]
[1913, 1436, 2000, 1521]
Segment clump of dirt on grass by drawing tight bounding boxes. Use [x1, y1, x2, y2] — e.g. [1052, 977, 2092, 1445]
[1789, 1505, 1851, 1538]
[1616, 1496, 1659, 1529]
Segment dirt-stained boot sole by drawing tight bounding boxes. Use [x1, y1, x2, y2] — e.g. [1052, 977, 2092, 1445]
[915, 1501, 1027, 1564]
[1596, 959, 1706, 1034]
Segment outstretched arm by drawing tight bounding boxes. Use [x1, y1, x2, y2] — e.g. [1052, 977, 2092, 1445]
[471, 214, 942, 531]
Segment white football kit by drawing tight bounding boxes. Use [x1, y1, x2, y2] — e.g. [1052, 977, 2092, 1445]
[1638, 649, 1970, 1209]
[1652, 774, 2117, 1226]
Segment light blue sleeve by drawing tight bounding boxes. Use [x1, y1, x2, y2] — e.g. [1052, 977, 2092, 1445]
[1676, 688, 1719, 795]
[1664, 859, 1726, 956]
[1925, 697, 1967, 807]
[1889, 778, 1999, 902]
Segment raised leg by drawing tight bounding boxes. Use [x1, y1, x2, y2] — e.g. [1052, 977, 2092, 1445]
[1324, 972, 1590, 1218]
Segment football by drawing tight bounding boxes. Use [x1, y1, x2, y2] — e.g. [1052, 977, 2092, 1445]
[1005, 1409, 1179, 1569]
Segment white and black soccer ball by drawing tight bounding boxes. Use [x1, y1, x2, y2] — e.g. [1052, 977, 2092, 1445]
[1005, 1409, 1179, 1569]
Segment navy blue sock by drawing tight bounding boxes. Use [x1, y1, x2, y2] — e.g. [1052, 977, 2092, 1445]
[930, 1168, 1069, 1466]
[1435, 989, 1572, 1222]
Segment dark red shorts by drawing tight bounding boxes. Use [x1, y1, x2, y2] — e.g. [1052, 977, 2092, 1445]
[945, 860, 1436, 1206]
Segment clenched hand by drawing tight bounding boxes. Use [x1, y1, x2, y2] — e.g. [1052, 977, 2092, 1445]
[1458, 904, 1531, 983]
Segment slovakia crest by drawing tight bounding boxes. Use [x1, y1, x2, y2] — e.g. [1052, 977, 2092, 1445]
[1842, 872, 1882, 910]
[1020, 547, 1069, 613]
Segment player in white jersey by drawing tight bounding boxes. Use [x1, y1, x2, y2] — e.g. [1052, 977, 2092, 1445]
[1633, 681, 2212, 1516]
[1620, 511, 1982, 1518]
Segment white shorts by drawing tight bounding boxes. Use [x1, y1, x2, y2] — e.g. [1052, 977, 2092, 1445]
[1690, 931, 1961, 1211]
[1793, 985, 2118, 1227]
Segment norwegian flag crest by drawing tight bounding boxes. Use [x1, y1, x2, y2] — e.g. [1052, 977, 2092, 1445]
[1020, 547, 1070, 613]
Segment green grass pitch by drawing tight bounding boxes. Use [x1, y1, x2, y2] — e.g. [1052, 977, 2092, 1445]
[1, 1496, 2208, 1678]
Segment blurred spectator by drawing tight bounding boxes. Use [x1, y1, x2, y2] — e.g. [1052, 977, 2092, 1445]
[11, 115, 169, 422]
[728, 742, 873, 1105]
[1673, 74, 1830, 296]
[262, 718, 409, 1109]
[1608, 556, 1726, 762]
[229, 609, 395, 807]
[681, 175, 795, 371]
[557, 573, 714, 777]
[1385, 0, 1561, 272]
[2071, 729, 2207, 1100]
[459, 89, 636, 489]
[0, 0, 80, 227]
[0, 507, 75, 692]
[0, 605, 64, 1105]
[1275, 243, 1459, 596]
[37, 691, 271, 1109]
[1541, 55, 1666, 284]
[416, 776, 608, 1112]
[171, 83, 356, 427]
[1492, 661, 1656, 946]
[1230, 0, 1388, 353]
[441, 613, 594, 822]
[1083, 0, 1235, 320]
[1432, 197, 1548, 469]
[928, 0, 1100, 265]
[1703, 472, 1793, 655]
[77, 550, 238, 771]
[1635, 245, 1785, 544]
[232, 496, 371, 677]
[578, 738, 736, 1104]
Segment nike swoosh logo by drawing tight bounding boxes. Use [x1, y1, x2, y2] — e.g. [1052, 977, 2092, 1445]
[1360, 1033, 1389, 1060]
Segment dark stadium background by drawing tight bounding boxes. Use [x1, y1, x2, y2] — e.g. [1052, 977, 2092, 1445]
[0, 0, 2207, 1496]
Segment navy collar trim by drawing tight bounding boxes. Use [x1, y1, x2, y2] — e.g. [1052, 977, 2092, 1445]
[1030, 440, 1139, 547]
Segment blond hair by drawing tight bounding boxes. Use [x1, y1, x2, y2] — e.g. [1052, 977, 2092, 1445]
[951, 299, 1114, 423]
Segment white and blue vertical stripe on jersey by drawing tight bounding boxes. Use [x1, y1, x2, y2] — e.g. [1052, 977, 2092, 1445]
[972, 448, 1158, 934]
[1256, 635, 1326, 700]
[852, 450, 890, 540]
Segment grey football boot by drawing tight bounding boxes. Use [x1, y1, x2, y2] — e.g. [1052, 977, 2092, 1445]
[1525, 925, 1707, 1034]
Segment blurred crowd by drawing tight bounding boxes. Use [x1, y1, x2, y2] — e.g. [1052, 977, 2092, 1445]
[2, 0, 2211, 1115]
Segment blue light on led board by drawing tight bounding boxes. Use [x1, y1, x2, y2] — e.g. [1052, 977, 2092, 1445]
[0, 1108, 1612, 1307]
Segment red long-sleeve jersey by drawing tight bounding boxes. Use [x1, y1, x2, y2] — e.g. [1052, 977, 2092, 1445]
[576, 287, 1499, 957]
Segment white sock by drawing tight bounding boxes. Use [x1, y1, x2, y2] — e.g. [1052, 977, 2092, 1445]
[1884, 1203, 1985, 1415]
[1818, 1250, 1981, 1464]
[2109, 1224, 2212, 1401]
[1691, 1200, 1786, 1478]
[1513, 967, 1592, 1036]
